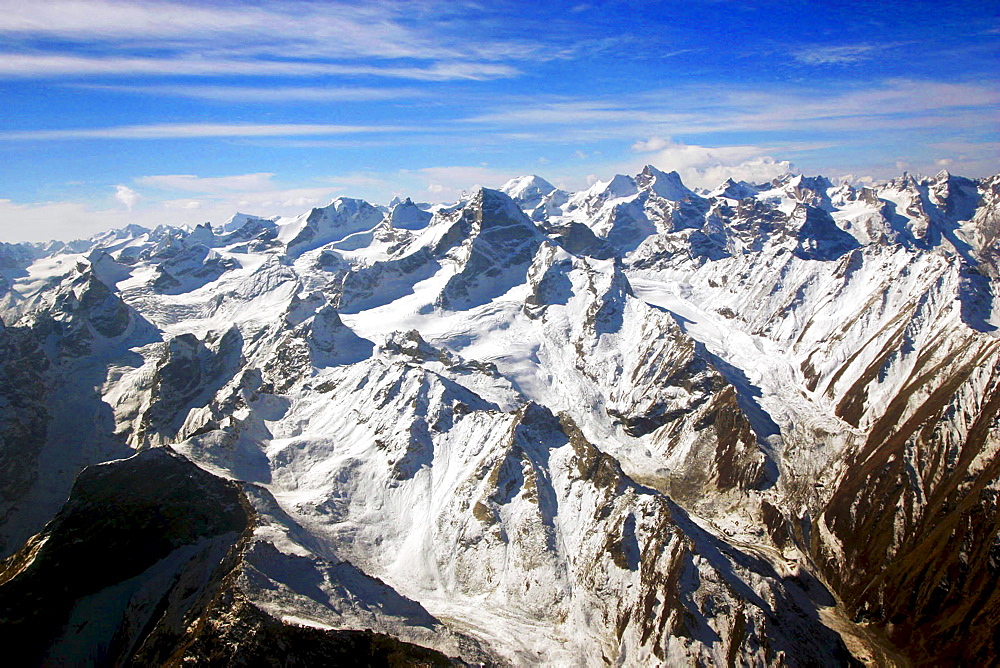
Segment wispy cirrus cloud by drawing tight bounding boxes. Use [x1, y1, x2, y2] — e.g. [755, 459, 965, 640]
[464, 79, 1000, 137]
[0, 1, 462, 61]
[74, 83, 426, 102]
[0, 0, 548, 83]
[792, 44, 881, 65]
[136, 173, 278, 193]
[0, 53, 519, 81]
[0, 122, 414, 141]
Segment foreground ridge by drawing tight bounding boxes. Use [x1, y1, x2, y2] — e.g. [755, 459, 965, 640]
[0, 167, 998, 665]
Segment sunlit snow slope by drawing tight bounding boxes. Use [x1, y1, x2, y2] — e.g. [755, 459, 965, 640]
[0, 167, 998, 665]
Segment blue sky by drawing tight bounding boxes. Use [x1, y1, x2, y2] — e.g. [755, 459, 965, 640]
[0, 0, 997, 241]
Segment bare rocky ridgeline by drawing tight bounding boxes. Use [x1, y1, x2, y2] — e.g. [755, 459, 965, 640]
[0, 167, 997, 665]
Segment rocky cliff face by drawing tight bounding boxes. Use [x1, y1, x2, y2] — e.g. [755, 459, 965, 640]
[0, 447, 462, 666]
[0, 169, 997, 665]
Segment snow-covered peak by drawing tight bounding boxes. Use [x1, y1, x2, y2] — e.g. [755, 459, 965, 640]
[784, 174, 833, 194]
[277, 197, 384, 256]
[467, 187, 538, 230]
[602, 174, 640, 199]
[563, 174, 640, 218]
[116, 223, 152, 240]
[636, 165, 696, 201]
[76, 224, 152, 253]
[884, 172, 922, 194]
[501, 175, 567, 222]
[389, 198, 432, 231]
[220, 212, 275, 235]
[709, 178, 759, 201]
[501, 174, 556, 203]
[573, 174, 638, 204]
[184, 223, 215, 249]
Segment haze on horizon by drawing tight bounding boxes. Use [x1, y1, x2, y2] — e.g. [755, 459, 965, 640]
[0, 0, 996, 242]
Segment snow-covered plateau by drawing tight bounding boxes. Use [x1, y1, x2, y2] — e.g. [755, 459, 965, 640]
[0, 166, 998, 665]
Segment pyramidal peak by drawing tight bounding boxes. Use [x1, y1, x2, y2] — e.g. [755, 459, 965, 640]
[636, 164, 697, 201]
[389, 197, 432, 231]
[500, 174, 557, 201]
[467, 186, 537, 226]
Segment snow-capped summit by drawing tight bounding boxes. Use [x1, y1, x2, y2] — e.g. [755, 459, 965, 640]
[388, 197, 432, 230]
[599, 173, 640, 199]
[501, 174, 567, 222]
[447, 186, 542, 236]
[636, 165, 697, 201]
[709, 177, 759, 201]
[562, 174, 640, 222]
[500, 174, 556, 206]
[220, 211, 275, 234]
[277, 197, 384, 256]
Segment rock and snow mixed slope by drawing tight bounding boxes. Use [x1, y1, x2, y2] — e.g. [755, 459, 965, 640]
[0, 168, 998, 665]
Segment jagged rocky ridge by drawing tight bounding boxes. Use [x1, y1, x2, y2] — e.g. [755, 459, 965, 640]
[0, 167, 998, 665]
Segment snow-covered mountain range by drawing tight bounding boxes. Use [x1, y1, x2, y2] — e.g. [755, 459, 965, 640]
[0, 166, 998, 665]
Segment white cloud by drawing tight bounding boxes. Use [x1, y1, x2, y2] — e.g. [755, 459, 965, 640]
[138, 171, 337, 211]
[0, 177, 342, 242]
[0, 199, 134, 243]
[137, 172, 277, 193]
[695, 156, 793, 188]
[631, 137, 670, 152]
[131, 170, 399, 219]
[323, 173, 393, 191]
[114, 184, 140, 210]
[836, 174, 876, 185]
[399, 165, 520, 201]
[631, 137, 794, 189]
[0, 170, 364, 242]
[281, 195, 323, 208]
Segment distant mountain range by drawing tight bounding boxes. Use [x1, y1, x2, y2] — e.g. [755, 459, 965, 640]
[0, 166, 997, 665]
